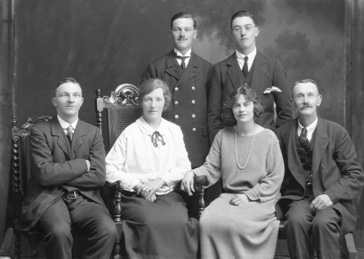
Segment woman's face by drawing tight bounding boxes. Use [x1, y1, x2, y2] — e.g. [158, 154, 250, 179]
[142, 88, 165, 124]
[232, 94, 254, 124]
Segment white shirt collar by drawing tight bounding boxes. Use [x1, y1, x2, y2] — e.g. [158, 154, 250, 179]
[297, 117, 318, 142]
[57, 115, 78, 131]
[236, 47, 257, 70]
[137, 116, 168, 136]
[174, 49, 192, 67]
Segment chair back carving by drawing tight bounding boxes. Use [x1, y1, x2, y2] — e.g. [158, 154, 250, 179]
[96, 84, 142, 152]
[11, 115, 52, 258]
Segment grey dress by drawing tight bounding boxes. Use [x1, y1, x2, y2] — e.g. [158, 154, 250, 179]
[193, 127, 284, 259]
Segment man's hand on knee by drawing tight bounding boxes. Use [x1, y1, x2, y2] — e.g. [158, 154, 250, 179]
[310, 194, 333, 211]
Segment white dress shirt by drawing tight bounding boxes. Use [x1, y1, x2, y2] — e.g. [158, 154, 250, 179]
[57, 115, 78, 135]
[174, 48, 192, 67]
[105, 117, 191, 195]
[236, 47, 257, 71]
[297, 118, 318, 142]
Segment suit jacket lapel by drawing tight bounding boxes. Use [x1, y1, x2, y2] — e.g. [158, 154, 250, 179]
[249, 51, 266, 92]
[51, 117, 72, 158]
[165, 51, 181, 81]
[176, 52, 199, 87]
[286, 119, 306, 188]
[226, 53, 241, 90]
[72, 120, 86, 151]
[311, 117, 329, 174]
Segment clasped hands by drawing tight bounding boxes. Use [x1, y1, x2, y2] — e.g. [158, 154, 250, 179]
[134, 178, 165, 202]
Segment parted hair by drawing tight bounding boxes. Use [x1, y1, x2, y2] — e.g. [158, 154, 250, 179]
[222, 84, 264, 126]
[138, 78, 172, 112]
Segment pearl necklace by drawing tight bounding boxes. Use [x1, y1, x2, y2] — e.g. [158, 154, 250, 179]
[234, 126, 255, 170]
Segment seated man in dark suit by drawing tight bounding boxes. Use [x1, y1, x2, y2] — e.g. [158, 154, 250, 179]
[276, 79, 364, 259]
[16, 77, 117, 259]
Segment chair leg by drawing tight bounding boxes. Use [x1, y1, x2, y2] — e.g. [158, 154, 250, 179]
[13, 230, 21, 259]
[28, 232, 40, 259]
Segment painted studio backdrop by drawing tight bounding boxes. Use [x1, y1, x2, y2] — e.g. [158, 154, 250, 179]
[15, 0, 345, 126]
[11, 0, 362, 248]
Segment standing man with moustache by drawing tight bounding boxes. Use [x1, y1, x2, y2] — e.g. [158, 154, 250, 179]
[206, 10, 293, 203]
[276, 79, 364, 259]
[141, 13, 212, 184]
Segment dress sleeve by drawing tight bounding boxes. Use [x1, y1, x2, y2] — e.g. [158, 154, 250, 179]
[105, 131, 140, 190]
[193, 130, 223, 187]
[244, 138, 284, 202]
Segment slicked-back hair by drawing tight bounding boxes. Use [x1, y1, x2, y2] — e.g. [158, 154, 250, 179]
[230, 10, 257, 29]
[222, 84, 264, 126]
[54, 77, 81, 97]
[139, 78, 172, 112]
[292, 79, 320, 96]
[170, 12, 197, 29]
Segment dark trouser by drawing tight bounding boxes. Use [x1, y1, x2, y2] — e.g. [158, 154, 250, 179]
[284, 198, 342, 259]
[38, 193, 117, 259]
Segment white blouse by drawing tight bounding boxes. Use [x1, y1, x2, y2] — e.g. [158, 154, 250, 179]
[105, 117, 191, 195]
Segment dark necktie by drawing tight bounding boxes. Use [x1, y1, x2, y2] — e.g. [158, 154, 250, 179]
[178, 56, 188, 70]
[67, 125, 73, 143]
[299, 127, 310, 150]
[242, 56, 249, 77]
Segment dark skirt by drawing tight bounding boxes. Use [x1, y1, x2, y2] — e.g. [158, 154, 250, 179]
[120, 191, 199, 259]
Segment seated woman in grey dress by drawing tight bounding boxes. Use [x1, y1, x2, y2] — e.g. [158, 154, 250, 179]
[182, 84, 284, 259]
[105, 78, 198, 259]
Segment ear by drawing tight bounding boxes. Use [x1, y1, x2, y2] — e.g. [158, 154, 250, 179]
[316, 94, 322, 107]
[255, 27, 260, 37]
[51, 97, 57, 107]
[193, 29, 197, 39]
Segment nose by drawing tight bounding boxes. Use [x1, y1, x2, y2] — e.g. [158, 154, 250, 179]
[303, 96, 308, 103]
[68, 95, 75, 102]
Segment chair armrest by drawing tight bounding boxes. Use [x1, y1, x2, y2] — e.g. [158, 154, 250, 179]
[344, 233, 357, 259]
[193, 175, 210, 219]
[104, 181, 124, 223]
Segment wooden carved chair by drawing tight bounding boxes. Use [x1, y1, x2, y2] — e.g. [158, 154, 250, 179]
[11, 115, 52, 259]
[95, 84, 209, 259]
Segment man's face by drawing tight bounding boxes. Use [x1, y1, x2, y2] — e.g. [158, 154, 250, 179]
[52, 82, 84, 121]
[292, 82, 322, 118]
[170, 18, 197, 55]
[231, 16, 259, 54]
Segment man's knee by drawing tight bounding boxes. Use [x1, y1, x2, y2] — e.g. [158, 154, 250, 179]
[312, 213, 339, 233]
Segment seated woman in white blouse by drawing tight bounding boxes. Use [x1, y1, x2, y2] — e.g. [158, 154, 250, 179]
[105, 78, 198, 259]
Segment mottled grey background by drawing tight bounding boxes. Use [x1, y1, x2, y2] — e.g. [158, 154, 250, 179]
[14, 0, 345, 126]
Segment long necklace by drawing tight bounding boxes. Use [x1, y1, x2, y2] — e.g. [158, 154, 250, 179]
[234, 125, 255, 170]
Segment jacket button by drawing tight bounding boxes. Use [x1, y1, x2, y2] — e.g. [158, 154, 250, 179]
[192, 128, 196, 132]
[192, 86, 195, 90]
[191, 100, 195, 104]
[175, 101, 179, 105]
[174, 87, 179, 91]
[191, 114, 196, 118]
[175, 115, 179, 119]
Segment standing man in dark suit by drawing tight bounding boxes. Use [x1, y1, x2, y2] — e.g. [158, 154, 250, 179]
[208, 10, 293, 143]
[141, 12, 212, 171]
[16, 78, 117, 259]
[206, 10, 293, 203]
[276, 79, 364, 259]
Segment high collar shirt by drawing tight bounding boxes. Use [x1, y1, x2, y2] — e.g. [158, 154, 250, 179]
[297, 117, 318, 142]
[174, 48, 192, 67]
[57, 115, 78, 135]
[236, 47, 257, 71]
[105, 116, 191, 195]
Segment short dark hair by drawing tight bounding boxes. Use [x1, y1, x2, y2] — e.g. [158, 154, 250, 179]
[54, 77, 81, 96]
[222, 84, 264, 126]
[170, 12, 196, 30]
[230, 10, 257, 29]
[292, 79, 320, 96]
[139, 78, 171, 112]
